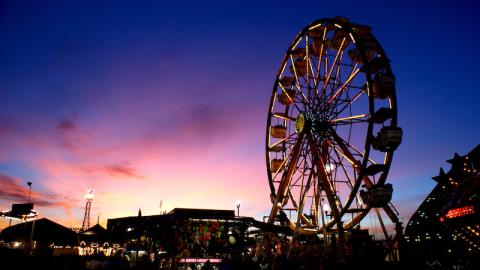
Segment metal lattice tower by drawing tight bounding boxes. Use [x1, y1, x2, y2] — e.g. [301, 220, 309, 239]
[81, 190, 94, 231]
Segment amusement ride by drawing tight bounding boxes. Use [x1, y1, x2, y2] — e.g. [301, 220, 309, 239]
[265, 17, 403, 258]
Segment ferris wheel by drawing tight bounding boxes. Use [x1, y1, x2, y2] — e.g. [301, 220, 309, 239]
[266, 17, 403, 243]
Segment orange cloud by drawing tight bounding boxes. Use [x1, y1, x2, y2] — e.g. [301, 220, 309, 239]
[0, 172, 77, 211]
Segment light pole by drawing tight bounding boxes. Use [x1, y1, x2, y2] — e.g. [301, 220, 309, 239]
[235, 200, 241, 217]
[26, 181, 35, 255]
[27, 181, 32, 202]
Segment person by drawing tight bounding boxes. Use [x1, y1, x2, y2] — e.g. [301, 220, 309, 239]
[219, 255, 232, 270]
[259, 256, 270, 270]
[201, 259, 214, 270]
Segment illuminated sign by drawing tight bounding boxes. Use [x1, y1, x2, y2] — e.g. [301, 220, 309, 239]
[178, 258, 222, 264]
[444, 205, 475, 219]
[12, 203, 34, 215]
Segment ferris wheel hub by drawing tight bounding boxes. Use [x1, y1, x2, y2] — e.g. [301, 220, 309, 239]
[295, 113, 306, 133]
[296, 111, 333, 141]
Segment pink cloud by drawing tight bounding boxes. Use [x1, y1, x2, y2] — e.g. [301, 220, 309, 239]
[102, 163, 144, 180]
[57, 119, 76, 131]
[0, 172, 76, 210]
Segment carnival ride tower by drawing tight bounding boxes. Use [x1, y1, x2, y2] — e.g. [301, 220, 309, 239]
[81, 190, 94, 231]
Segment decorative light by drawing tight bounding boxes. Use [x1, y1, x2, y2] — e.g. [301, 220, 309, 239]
[325, 163, 336, 173]
[323, 203, 331, 213]
[444, 205, 475, 219]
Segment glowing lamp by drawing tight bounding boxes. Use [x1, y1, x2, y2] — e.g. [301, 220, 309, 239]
[323, 203, 331, 213]
[325, 163, 336, 173]
[85, 190, 94, 200]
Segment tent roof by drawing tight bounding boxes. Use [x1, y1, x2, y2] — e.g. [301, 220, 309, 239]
[0, 218, 77, 245]
[79, 223, 110, 241]
[80, 223, 108, 235]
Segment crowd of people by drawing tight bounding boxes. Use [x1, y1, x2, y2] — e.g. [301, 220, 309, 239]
[1, 232, 479, 270]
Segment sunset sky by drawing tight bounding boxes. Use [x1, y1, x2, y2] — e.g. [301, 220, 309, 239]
[1, 0, 479, 230]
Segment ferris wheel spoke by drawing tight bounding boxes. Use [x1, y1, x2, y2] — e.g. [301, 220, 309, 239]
[324, 151, 342, 207]
[313, 26, 327, 81]
[305, 36, 312, 91]
[321, 38, 346, 95]
[331, 87, 366, 119]
[327, 140, 360, 168]
[270, 141, 299, 182]
[290, 157, 307, 187]
[316, 45, 330, 102]
[278, 82, 304, 112]
[323, 74, 361, 116]
[278, 81, 295, 102]
[327, 66, 360, 105]
[272, 112, 296, 121]
[328, 47, 347, 101]
[268, 133, 305, 223]
[325, 57, 343, 108]
[307, 27, 326, 102]
[328, 130, 384, 213]
[327, 140, 368, 189]
[329, 132, 377, 165]
[308, 59, 317, 90]
[329, 113, 369, 126]
[268, 131, 297, 150]
[329, 143, 356, 189]
[332, 138, 373, 216]
[294, 83, 310, 105]
[289, 55, 310, 105]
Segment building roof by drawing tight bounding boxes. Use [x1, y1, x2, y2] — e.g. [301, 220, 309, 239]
[0, 218, 77, 246]
[107, 208, 236, 227]
[167, 208, 235, 219]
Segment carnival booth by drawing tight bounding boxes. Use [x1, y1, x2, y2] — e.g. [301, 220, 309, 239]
[107, 208, 257, 268]
[78, 223, 112, 256]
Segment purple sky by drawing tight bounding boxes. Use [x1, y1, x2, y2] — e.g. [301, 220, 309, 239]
[0, 0, 479, 230]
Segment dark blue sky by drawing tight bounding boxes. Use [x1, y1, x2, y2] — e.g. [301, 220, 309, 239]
[0, 0, 479, 227]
